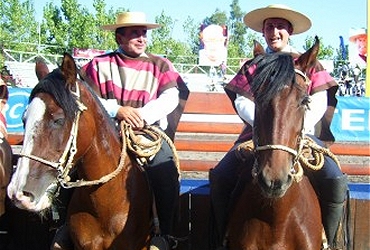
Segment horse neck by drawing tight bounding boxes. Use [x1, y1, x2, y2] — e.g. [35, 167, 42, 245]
[78, 91, 123, 172]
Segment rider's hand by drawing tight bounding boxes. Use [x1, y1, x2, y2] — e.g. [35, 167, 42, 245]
[116, 106, 144, 129]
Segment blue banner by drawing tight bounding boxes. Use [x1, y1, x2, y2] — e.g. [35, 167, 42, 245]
[331, 96, 370, 142]
[5, 88, 32, 133]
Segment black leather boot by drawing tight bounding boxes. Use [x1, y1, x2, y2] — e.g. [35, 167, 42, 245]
[146, 160, 179, 237]
[320, 174, 348, 248]
[209, 168, 231, 249]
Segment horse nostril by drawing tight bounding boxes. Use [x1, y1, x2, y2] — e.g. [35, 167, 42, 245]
[287, 174, 293, 184]
[23, 191, 35, 202]
[258, 173, 272, 189]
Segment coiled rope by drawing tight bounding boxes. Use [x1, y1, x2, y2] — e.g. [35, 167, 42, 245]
[124, 122, 181, 177]
[237, 136, 341, 182]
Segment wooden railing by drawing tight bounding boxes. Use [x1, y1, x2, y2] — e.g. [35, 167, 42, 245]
[7, 91, 369, 175]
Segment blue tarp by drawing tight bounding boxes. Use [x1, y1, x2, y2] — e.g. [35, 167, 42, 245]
[181, 179, 370, 200]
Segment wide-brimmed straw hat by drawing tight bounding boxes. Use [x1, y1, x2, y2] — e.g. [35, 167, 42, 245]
[243, 4, 311, 35]
[349, 28, 367, 43]
[101, 12, 160, 31]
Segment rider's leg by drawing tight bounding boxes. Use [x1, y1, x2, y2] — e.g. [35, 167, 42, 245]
[209, 144, 254, 249]
[320, 174, 348, 248]
[146, 139, 179, 248]
[305, 135, 348, 248]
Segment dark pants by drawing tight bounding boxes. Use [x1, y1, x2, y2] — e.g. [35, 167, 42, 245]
[145, 138, 180, 236]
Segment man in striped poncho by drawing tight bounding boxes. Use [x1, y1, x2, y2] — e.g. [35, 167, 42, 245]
[80, 11, 189, 249]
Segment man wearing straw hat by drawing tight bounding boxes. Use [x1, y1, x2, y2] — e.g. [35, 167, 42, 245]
[77, 11, 188, 249]
[209, 4, 348, 250]
[349, 28, 367, 70]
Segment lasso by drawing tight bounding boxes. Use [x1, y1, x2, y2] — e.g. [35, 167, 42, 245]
[237, 136, 341, 182]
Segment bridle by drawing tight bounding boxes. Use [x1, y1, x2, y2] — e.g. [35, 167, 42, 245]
[251, 68, 311, 182]
[18, 82, 128, 189]
[247, 67, 340, 182]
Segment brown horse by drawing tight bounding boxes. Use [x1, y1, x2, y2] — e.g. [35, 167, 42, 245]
[0, 79, 13, 217]
[0, 134, 12, 217]
[226, 38, 323, 249]
[7, 53, 154, 249]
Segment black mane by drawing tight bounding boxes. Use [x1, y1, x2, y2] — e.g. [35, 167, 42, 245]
[249, 53, 297, 107]
[30, 68, 79, 120]
[30, 68, 117, 131]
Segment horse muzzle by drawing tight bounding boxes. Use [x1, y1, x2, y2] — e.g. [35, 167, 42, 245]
[254, 164, 293, 198]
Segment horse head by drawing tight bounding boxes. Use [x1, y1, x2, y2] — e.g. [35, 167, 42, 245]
[7, 53, 119, 213]
[250, 37, 320, 198]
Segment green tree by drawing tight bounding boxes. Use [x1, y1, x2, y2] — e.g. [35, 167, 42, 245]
[0, 0, 38, 63]
[91, 0, 120, 50]
[148, 11, 194, 64]
[303, 35, 335, 60]
[182, 16, 201, 62]
[227, 0, 247, 58]
[42, 0, 124, 54]
[0, 0, 340, 73]
[203, 9, 228, 26]
[148, 11, 174, 55]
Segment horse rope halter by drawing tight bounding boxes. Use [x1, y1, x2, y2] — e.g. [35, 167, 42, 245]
[18, 81, 180, 189]
[18, 82, 125, 188]
[238, 69, 341, 183]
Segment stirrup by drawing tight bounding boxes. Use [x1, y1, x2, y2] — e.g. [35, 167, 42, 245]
[150, 235, 178, 250]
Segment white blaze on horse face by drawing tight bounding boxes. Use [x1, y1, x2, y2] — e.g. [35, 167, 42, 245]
[7, 97, 46, 209]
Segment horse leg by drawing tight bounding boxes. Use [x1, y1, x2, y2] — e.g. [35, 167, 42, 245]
[70, 216, 106, 250]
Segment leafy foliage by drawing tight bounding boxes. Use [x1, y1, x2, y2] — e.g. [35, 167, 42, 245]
[0, 0, 336, 71]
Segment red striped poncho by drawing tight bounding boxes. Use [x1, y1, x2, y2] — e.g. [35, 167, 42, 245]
[80, 51, 189, 140]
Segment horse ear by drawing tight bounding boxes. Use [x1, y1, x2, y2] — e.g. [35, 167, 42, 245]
[296, 36, 320, 72]
[61, 52, 77, 86]
[253, 40, 265, 57]
[35, 57, 50, 80]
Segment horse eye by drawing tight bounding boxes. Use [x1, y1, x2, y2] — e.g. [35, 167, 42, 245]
[51, 117, 65, 128]
[55, 118, 65, 126]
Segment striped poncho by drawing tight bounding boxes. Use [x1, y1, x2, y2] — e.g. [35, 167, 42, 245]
[225, 53, 338, 144]
[80, 51, 189, 140]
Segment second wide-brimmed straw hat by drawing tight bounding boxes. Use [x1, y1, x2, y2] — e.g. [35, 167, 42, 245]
[349, 28, 367, 43]
[101, 12, 160, 31]
[243, 4, 312, 35]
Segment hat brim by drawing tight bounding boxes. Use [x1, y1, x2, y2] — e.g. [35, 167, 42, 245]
[101, 23, 160, 31]
[349, 34, 367, 43]
[244, 6, 311, 35]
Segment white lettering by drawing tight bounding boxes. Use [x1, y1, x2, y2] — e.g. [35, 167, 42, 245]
[341, 109, 365, 131]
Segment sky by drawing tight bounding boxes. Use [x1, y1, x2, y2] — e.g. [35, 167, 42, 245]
[33, 0, 367, 52]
